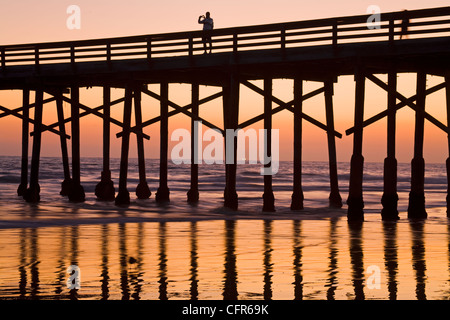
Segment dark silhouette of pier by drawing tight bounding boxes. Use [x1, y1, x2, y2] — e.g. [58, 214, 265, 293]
[1, 7, 450, 221]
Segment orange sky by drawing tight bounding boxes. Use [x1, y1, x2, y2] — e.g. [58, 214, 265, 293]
[0, 0, 449, 163]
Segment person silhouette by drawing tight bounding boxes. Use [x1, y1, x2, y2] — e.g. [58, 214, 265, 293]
[198, 12, 214, 54]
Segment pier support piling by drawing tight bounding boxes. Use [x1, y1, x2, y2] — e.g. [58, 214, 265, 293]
[95, 86, 115, 201]
[446, 75, 450, 218]
[155, 82, 170, 203]
[17, 89, 30, 196]
[291, 79, 304, 210]
[115, 86, 133, 205]
[24, 89, 43, 203]
[408, 72, 427, 219]
[68, 86, 85, 202]
[223, 75, 239, 210]
[187, 83, 200, 203]
[324, 80, 342, 208]
[381, 71, 399, 220]
[262, 78, 275, 212]
[134, 86, 151, 199]
[347, 71, 365, 221]
[56, 90, 73, 196]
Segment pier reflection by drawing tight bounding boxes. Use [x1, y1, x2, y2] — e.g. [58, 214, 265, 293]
[158, 222, 168, 300]
[348, 222, 364, 300]
[410, 221, 427, 300]
[190, 222, 199, 300]
[383, 222, 398, 300]
[325, 218, 338, 300]
[100, 224, 110, 300]
[292, 220, 303, 300]
[223, 220, 238, 300]
[3, 218, 448, 300]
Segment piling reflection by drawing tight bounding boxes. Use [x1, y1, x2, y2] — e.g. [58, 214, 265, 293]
[100, 224, 110, 300]
[4, 218, 450, 300]
[18, 228, 27, 299]
[158, 222, 168, 300]
[69, 225, 79, 300]
[325, 218, 338, 300]
[292, 220, 303, 300]
[348, 221, 364, 300]
[129, 222, 144, 300]
[190, 222, 199, 300]
[223, 220, 238, 300]
[54, 227, 67, 299]
[383, 222, 398, 300]
[263, 220, 273, 300]
[410, 221, 427, 300]
[30, 228, 40, 300]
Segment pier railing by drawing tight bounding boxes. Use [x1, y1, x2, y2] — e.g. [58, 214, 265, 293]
[1, 6, 450, 70]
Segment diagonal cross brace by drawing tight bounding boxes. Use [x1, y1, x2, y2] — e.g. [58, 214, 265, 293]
[345, 75, 447, 135]
[0, 97, 56, 120]
[116, 91, 223, 138]
[0, 104, 70, 139]
[30, 96, 126, 137]
[241, 80, 342, 138]
[45, 91, 150, 140]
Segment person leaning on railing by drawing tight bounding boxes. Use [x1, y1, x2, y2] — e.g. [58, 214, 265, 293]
[198, 12, 214, 54]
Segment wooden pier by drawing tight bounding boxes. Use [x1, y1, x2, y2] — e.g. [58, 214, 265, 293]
[1, 7, 450, 221]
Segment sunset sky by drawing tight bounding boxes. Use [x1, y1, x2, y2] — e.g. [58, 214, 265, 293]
[0, 0, 449, 164]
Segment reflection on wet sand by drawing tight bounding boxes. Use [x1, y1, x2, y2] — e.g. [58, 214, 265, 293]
[158, 222, 168, 300]
[349, 222, 364, 300]
[190, 222, 199, 300]
[263, 220, 273, 300]
[3, 218, 450, 300]
[223, 220, 238, 300]
[326, 218, 338, 300]
[100, 224, 109, 300]
[383, 222, 398, 300]
[410, 221, 427, 300]
[293, 220, 303, 300]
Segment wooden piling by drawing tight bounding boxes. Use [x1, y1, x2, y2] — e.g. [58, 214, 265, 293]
[446, 75, 450, 218]
[347, 71, 365, 221]
[324, 80, 342, 208]
[223, 75, 239, 210]
[95, 86, 115, 201]
[68, 86, 85, 202]
[291, 79, 304, 210]
[187, 83, 200, 203]
[56, 90, 73, 196]
[23, 89, 43, 203]
[17, 89, 29, 196]
[155, 82, 170, 203]
[381, 71, 400, 220]
[134, 86, 151, 199]
[262, 78, 275, 212]
[408, 72, 427, 219]
[115, 86, 133, 205]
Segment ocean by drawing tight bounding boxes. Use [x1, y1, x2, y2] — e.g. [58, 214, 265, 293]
[0, 156, 449, 300]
